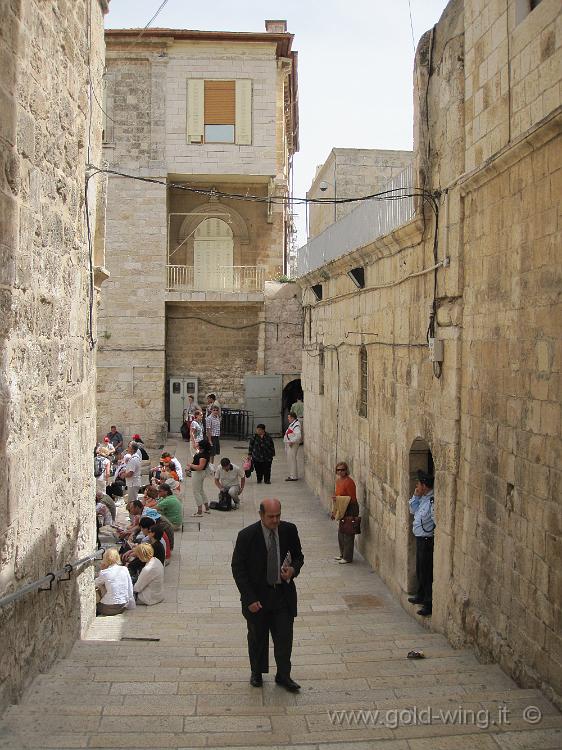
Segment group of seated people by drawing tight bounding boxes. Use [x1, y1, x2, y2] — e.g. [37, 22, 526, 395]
[94, 443, 187, 616]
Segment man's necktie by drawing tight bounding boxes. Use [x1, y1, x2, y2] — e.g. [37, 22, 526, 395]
[267, 529, 278, 585]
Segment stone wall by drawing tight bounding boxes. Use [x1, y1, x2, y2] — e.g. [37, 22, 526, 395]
[298, 0, 561, 705]
[96, 175, 168, 444]
[307, 148, 413, 240]
[264, 281, 303, 376]
[0, 0, 108, 711]
[166, 302, 261, 408]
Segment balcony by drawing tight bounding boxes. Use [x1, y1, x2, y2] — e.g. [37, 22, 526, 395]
[166, 265, 266, 300]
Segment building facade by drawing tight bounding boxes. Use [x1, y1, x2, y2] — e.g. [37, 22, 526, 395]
[297, 0, 561, 704]
[0, 0, 108, 710]
[307, 148, 412, 240]
[97, 21, 300, 441]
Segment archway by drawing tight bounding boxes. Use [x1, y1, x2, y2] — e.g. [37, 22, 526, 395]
[282, 379, 303, 430]
[407, 438, 434, 593]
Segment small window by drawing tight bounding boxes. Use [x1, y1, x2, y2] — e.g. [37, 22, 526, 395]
[358, 346, 368, 418]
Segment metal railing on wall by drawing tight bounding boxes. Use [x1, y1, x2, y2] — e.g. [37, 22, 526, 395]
[0, 549, 103, 610]
[297, 164, 415, 276]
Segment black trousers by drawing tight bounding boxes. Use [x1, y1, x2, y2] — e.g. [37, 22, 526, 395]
[415, 536, 434, 608]
[254, 460, 272, 483]
[242, 587, 293, 677]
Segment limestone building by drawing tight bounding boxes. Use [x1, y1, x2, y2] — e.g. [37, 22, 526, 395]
[0, 0, 108, 710]
[97, 21, 301, 441]
[307, 148, 413, 240]
[297, 0, 561, 704]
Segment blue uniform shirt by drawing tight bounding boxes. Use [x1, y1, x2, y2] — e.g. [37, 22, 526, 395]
[409, 490, 435, 537]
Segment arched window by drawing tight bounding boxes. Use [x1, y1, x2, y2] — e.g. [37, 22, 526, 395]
[358, 345, 368, 417]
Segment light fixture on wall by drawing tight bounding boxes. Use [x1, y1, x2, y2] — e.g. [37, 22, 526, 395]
[311, 284, 323, 301]
[347, 267, 365, 289]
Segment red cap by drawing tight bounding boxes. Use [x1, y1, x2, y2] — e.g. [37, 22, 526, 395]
[132, 434, 141, 440]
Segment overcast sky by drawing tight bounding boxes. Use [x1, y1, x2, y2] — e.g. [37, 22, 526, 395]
[105, 0, 450, 245]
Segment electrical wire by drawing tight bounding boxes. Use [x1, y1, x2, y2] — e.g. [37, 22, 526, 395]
[86, 165, 439, 210]
[124, 0, 171, 50]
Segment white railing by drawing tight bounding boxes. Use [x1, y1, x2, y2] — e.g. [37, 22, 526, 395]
[167, 265, 266, 292]
[296, 164, 416, 276]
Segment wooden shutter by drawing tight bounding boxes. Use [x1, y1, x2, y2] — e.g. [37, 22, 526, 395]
[186, 79, 204, 143]
[204, 80, 235, 124]
[235, 79, 252, 145]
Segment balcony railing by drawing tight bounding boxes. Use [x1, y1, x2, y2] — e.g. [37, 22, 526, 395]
[296, 164, 415, 276]
[166, 265, 266, 293]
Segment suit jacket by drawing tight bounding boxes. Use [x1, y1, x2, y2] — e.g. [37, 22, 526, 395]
[232, 520, 304, 617]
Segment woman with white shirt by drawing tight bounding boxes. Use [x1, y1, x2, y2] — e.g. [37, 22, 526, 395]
[133, 544, 164, 605]
[94, 548, 135, 616]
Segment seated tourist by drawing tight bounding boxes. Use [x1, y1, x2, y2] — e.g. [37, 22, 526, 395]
[133, 544, 164, 605]
[153, 516, 174, 554]
[95, 548, 135, 616]
[95, 498, 113, 528]
[144, 521, 167, 563]
[95, 490, 116, 523]
[156, 484, 183, 530]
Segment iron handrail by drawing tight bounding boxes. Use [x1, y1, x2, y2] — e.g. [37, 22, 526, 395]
[0, 549, 103, 610]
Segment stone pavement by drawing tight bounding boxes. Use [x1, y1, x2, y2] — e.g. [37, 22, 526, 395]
[1, 439, 561, 749]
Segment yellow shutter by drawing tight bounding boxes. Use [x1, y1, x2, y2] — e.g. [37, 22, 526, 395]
[235, 79, 252, 145]
[186, 79, 204, 143]
[204, 80, 235, 124]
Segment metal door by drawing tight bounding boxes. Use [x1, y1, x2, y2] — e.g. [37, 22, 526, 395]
[244, 374, 283, 436]
[169, 377, 199, 432]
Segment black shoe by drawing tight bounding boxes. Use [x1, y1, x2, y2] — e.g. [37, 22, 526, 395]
[417, 606, 432, 617]
[408, 597, 424, 604]
[250, 673, 263, 687]
[275, 675, 300, 692]
[264, 481, 271, 484]
[256, 480, 262, 484]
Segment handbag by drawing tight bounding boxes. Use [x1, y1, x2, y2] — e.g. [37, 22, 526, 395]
[339, 515, 361, 535]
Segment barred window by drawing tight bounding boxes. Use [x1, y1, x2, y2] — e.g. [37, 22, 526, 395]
[358, 346, 368, 417]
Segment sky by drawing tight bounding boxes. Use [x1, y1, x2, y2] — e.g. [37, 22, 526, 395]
[105, 0, 450, 246]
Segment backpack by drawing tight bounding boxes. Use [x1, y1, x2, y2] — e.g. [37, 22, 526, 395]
[94, 456, 105, 478]
[215, 489, 232, 511]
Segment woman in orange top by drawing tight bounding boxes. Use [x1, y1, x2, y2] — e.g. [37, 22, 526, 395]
[332, 461, 359, 564]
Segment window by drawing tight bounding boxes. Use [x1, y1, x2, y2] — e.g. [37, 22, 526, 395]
[358, 346, 368, 418]
[187, 79, 252, 145]
[204, 80, 235, 143]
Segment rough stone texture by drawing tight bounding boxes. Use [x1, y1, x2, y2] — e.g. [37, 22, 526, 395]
[264, 281, 304, 377]
[307, 148, 413, 240]
[0, 0, 107, 712]
[97, 30, 302, 442]
[297, 0, 561, 706]
[166, 302, 261, 408]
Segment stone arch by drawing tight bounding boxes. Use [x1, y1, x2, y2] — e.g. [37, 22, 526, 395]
[177, 201, 250, 247]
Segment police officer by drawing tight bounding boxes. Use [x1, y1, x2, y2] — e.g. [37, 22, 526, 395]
[408, 470, 435, 616]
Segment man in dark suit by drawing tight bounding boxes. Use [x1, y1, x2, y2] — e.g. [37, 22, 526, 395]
[231, 498, 304, 691]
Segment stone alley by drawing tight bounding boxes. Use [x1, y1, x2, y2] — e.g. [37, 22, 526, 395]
[1, 440, 560, 750]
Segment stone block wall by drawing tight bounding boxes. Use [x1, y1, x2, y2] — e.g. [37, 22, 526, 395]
[454, 131, 561, 699]
[165, 302, 261, 408]
[298, 0, 561, 705]
[0, 0, 108, 711]
[264, 281, 304, 376]
[307, 148, 413, 240]
[96, 175, 168, 444]
[464, 0, 560, 171]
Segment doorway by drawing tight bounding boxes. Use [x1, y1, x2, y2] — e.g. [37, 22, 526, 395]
[282, 379, 303, 431]
[407, 438, 434, 592]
